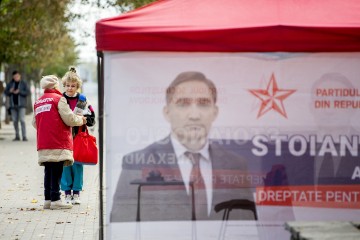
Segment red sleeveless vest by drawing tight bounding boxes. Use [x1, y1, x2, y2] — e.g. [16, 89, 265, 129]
[34, 89, 73, 151]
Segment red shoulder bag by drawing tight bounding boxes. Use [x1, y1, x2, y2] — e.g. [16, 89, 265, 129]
[73, 125, 98, 165]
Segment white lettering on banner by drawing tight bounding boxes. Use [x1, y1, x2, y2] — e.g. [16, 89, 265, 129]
[325, 191, 360, 202]
[257, 189, 360, 203]
[251, 135, 268, 156]
[257, 189, 323, 203]
[35, 98, 54, 105]
[252, 134, 359, 157]
[35, 104, 52, 115]
[352, 166, 360, 180]
[124, 153, 177, 165]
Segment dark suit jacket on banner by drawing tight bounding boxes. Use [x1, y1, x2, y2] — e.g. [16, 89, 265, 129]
[260, 142, 360, 186]
[283, 149, 360, 187]
[110, 136, 255, 222]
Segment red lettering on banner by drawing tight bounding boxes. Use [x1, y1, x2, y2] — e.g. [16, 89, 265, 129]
[314, 100, 330, 108]
[334, 100, 360, 109]
[314, 88, 360, 109]
[316, 89, 324, 96]
[315, 88, 360, 97]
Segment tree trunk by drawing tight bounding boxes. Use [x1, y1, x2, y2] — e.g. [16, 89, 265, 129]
[4, 66, 11, 124]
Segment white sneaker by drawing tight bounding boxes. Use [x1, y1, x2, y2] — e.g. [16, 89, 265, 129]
[72, 194, 81, 205]
[43, 200, 51, 209]
[65, 195, 72, 204]
[50, 200, 73, 209]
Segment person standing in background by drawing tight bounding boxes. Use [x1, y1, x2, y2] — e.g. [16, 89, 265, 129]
[0, 80, 4, 129]
[33, 75, 87, 209]
[4, 70, 30, 141]
[60, 67, 96, 205]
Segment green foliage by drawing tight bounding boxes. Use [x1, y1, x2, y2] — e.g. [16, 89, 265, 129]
[41, 34, 79, 77]
[0, 0, 78, 82]
[116, 0, 157, 11]
[76, 0, 156, 12]
[89, 0, 156, 12]
[0, 0, 157, 83]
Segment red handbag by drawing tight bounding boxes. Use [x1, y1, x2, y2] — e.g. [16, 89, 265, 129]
[73, 126, 98, 165]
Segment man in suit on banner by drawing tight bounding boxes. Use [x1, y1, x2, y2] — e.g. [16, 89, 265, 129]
[289, 73, 360, 187]
[111, 71, 255, 222]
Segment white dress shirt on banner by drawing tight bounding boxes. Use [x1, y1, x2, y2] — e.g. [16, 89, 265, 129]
[170, 135, 213, 215]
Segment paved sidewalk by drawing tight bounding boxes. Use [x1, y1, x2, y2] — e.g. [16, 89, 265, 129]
[0, 115, 100, 240]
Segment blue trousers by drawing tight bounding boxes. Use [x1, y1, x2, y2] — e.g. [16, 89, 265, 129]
[60, 163, 83, 192]
[44, 162, 64, 201]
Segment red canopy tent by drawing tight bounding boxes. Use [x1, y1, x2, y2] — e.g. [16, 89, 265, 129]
[96, 0, 360, 52]
[95, 1, 360, 238]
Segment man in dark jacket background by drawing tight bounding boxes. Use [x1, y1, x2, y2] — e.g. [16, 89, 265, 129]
[4, 70, 30, 141]
[0, 80, 4, 129]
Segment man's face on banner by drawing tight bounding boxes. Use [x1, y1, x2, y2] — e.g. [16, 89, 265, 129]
[163, 80, 218, 151]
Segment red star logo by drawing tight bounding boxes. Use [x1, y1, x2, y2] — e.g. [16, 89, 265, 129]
[248, 73, 296, 118]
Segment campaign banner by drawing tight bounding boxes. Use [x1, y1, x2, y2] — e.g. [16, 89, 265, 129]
[104, 52, 360, 239]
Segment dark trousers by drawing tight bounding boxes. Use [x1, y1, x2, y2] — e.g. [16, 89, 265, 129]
[44, 162, 64, 201]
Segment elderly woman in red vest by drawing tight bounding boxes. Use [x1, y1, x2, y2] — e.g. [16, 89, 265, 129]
[32, 75, 87, 210]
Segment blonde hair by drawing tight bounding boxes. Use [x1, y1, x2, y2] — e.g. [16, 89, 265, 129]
[62, 66, 82, 89]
